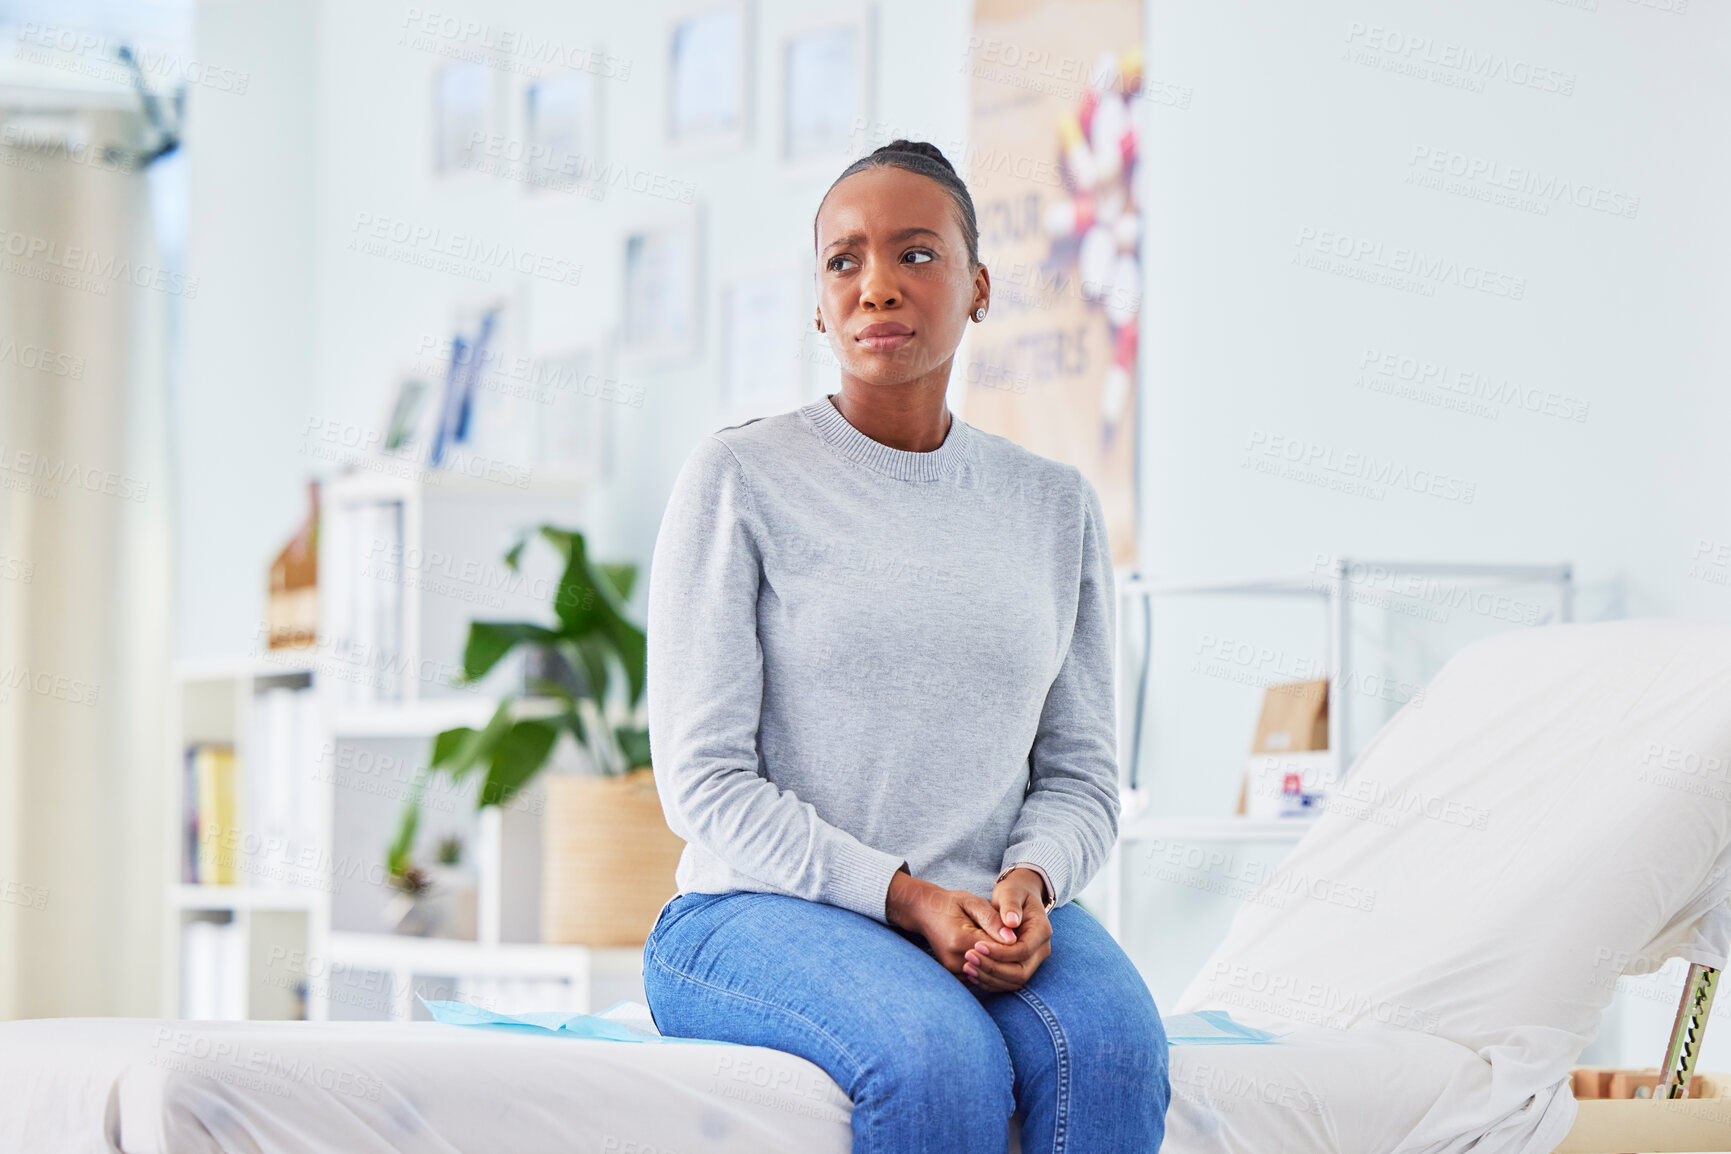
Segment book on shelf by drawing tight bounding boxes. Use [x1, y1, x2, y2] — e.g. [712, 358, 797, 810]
[372, 500, 404, 702]
[181, 747, 199, 884]
[181, 919, 246, 1020]
[324, 496, 407, 708]
[243, 685, 323, 891]
[189, 744, 238, 886]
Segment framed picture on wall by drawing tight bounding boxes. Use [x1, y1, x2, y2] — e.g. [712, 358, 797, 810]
[433, 60, 496, 176]
[534, 340, 614, 483]
[666, 1, 751, 150]
[525, 69, 601, 199]
[778, 9, 873, 169]
[435, 293, 525, 471]
[621, 210, 702, 363]
[719, 269, 802, 419]
[381, 376, 435, 461]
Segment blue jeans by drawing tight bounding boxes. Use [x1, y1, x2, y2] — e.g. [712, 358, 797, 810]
[643, 890, 1169, 1154]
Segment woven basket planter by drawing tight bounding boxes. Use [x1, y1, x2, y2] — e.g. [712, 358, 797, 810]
[541, 767, 684, 947]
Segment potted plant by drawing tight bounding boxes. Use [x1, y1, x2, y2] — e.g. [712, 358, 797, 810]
[384, 525, 683, 946]
[381, 833, 475, 938]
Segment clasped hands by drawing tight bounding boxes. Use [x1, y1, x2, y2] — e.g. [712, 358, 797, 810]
[885, 867, 1053, 993]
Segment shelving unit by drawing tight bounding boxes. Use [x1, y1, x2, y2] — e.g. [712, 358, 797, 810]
[322, 931, 642, 1021]
[1100, 557, 1574, 940]
[165, 469, 652, 1023]
[171, 885, 319, 912]
[161, 655, 326, 1022]
[330, 695, 567, 739]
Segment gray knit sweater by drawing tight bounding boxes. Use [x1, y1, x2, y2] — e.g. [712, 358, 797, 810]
[645, 395, 1120, 925]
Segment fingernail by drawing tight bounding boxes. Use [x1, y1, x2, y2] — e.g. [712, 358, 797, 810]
[1006, 911, 1020, 925]
[1000, 928, 1015, 941]
[976, 944, 991, 957]
[963, 964, 977, 977]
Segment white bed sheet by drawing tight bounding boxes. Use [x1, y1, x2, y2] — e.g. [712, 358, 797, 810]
[2, 1016, 859, 1154]
[10, 1012, 1564, 1154]
[1165, 1025, 1574, 1154]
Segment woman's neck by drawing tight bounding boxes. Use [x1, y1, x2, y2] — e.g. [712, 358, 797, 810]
[829, 380, 953, 453]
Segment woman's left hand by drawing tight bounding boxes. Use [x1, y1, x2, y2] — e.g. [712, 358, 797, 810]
[962, 869, 1053, 992]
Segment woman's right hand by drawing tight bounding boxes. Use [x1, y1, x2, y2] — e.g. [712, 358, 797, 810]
[886, 871, 1016, 978]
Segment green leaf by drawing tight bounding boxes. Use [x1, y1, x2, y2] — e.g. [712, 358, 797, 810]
[536, 526, 578, 564]
[433, 701, 515, 782]
[430, 726, 477, 768]
[387, 773, 426, 877]
[462, 621, 560, 683]
[479, 720, 559, 808]
[598, 562, 637, 603]
[601, 615, 648, 706]
[553, 557, 605, 636]
[561, 703, 588, 748]
[615, 726, 651, 772]
[522, 678, 579, 706]
[573, 634, 611, 705]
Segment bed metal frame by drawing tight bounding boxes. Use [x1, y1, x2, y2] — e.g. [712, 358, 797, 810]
[1661, 963, 1720, 1101]
[1556, 963, 1730, 1153]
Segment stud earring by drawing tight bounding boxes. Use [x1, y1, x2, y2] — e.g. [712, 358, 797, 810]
[974, 307, 986, 322]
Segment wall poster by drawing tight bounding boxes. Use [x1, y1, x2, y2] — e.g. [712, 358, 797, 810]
[965, 0, 1142, 566]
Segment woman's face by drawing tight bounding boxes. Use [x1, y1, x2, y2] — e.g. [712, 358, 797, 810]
[814, 166, 988, 390]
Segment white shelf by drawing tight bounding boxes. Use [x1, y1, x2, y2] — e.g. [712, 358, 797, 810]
[325, 932, 640, 976]
[325, 465, 591, 502]
[331, 698, 496, 737]
[1104, 556, 1575, 943]
[169, 477, 640, 1021]
[171, 885, 320, 912]
[174, 654, 318, 682]
[1118, 816, 1317, 843]
[331, 695, 565, 738]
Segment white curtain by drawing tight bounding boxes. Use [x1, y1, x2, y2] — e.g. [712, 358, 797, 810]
[0, 103, 174, 1017]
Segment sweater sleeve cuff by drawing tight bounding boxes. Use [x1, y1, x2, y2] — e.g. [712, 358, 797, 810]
[1000, 841, 1073, 909]
[821, 839, 909, 924]
[998, 862, 1056, 908]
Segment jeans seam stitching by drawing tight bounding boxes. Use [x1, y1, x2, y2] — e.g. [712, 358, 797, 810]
[1014, 985, 1071, 1154]
[986, 1014, 1017, 1123]
[644, 943, 869, 1088]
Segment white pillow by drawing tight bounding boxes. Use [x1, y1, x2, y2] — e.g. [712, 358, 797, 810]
[1175, 619, 1731, 1152]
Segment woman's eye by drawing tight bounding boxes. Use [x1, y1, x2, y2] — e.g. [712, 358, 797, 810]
[826, 250, 931, 271]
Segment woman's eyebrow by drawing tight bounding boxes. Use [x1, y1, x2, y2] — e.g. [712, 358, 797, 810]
[822, 226, 944, 256]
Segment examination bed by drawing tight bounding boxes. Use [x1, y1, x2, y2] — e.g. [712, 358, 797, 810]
[1169, 617, 1731, 1153]
[6, 618, 1731, 1153]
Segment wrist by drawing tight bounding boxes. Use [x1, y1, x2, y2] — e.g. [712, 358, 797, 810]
[999, 866, 1053, 910]
[885, 867, 934, 931]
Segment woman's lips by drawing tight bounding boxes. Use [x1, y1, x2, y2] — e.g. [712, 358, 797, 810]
[855, 323, 913, 353]
[856, 332, 913, 353]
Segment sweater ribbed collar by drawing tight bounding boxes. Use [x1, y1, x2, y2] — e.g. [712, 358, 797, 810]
[800, 394, 972, 482]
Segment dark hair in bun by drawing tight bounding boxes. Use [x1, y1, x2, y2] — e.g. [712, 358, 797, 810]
[813, 139, 980, 269]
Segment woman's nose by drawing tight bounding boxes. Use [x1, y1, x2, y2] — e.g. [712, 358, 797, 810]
[859, 257, 900, 309]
